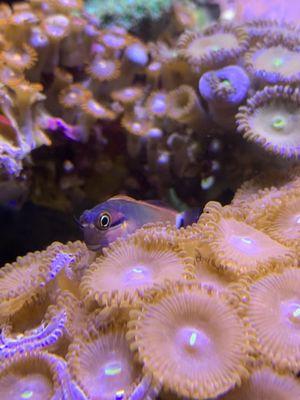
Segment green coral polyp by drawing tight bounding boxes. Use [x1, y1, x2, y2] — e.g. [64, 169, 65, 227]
[272, 57, 284, 68]
[84, 0, 172, 30]
[271, 116, 286, 130]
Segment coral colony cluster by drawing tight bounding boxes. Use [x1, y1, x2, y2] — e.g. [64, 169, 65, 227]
[1, 171, 300, 399]
[84, 0, 173, 32]
[1, 0, 299, 210]
[1, 0, 300, 399]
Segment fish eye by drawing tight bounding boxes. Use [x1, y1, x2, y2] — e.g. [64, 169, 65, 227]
[96, 212, 111, 230]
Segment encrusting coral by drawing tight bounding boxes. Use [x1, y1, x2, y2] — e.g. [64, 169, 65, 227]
[1, 173, 300, 399]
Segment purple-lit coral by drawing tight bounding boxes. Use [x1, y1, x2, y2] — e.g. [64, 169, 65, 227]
[253, 193, 300, 252]
[199, 64, 250, 127]
[236, 85, 300, 158]
[166, 84, 205, 126]
[80, 234, 192, 308]
[0, 351, 65, 399]
[196, 201, 296, 277]
[245, 268, 300, 372]
[127, 282, 251, 399]
[67, 323, 155, 400]
[244, 35, 300, 85]
[221, 366, 300, 399]
[178, 24, 249, 72]
[0, 0, 298, 210]
[2, 175, 300, 397]
[199, 65, 250, 107]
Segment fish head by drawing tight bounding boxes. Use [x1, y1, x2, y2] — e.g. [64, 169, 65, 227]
[79, 199, 133, 251]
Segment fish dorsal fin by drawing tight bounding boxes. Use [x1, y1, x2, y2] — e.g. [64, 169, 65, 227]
[109, 195, 176, 212]
[144, 199, 174, 210]
[110, 195, 175, 211]
[110, 195, 138, 202]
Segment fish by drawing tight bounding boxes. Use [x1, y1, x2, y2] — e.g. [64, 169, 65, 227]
[78, 195, 200, 251]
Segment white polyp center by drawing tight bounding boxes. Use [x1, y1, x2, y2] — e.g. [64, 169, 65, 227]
[88, 100, 105, 115]
[124, 265, 151, 286]
[151, 95, 166, 114]
[148, 62, 161, 72]
[60, 0, 78, 6]
[123, 88, 135, 97]
[229, 234, 258, 255]
[282, 301, 300, 325]
[45, 15, 69, 37]
[94, 60, 115, 77]
[158, 152, 170, 164]
[132, 122, 142, 133]
[176, 326, 210, 355]
[295, 215, 300, 224]
[103, 34, 125, 48]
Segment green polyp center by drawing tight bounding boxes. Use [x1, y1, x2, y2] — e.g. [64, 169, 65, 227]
[221, 79, 230, 85]
[210, 45, 220, 52]
[271, 115, 286, 130]
[272, 57, 284, 68]
[104, 361, 122, 376]
[220, 79, 231, 89]
[21, 391, 33, 399]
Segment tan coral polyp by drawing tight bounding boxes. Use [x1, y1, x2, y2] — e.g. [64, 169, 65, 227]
[186, 254, 236, 292]
[261, 194, 300, 250]
[1, 43, 37, 70]
[87, 58, 121, 82]
[121, 113, 153, 137]
[127, 283, 250, 399]
[67, 326, 141, 400]
[0, 252, 51, 319]
[3, 290, 53, 335]
[42, 14, 70, 41]
[247, 268, 300, 372]
[111, 87, 144, 105]
[231, 167, 300, 209]
[49, 0, 83, 12]
[222, 367, 300, 399]
[81, 97, 116, 120]
[178, 24, 248, 70]
[58, 84, 89, 108]
[166, 84, 203, 124]
[80, 236, 191, 307]
[198, 202, 296, 276]
[0, 351, 62, 400]
[0, 241, 86, 320]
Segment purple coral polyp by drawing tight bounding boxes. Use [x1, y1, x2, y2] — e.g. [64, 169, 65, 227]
[125, 42, 149, 66]
[199, 65, 250, 107]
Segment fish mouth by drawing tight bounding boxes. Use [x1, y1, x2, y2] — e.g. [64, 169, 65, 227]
[85, 243, 102, 251]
